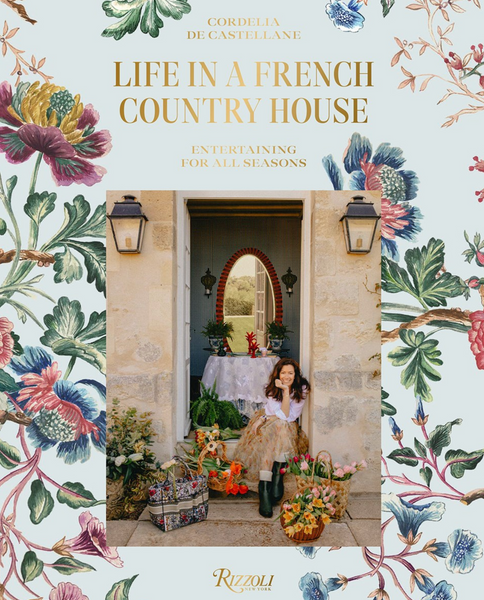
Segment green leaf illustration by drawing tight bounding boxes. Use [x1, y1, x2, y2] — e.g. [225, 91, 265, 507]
[445, 448, 484, 478]
[426, 419, 462, 457]
[21, 551, 44, 582]
[381, 400, 396, 417]
[106, 575, 139, 600]
[24, 191, 57, 225]
[420, 466, 433, 487]
[53, 246, 83, 284]
[28, 480, 54, 524]
[0, 369, 20, 393]
[0, 439, 21, 469]
[43, 196, 106, 294]
[382, 239, 467, 309]
[405, 238, 467, 308]
[65, 241, 106, 294]
[102, 0, 190, 40]
[388, 330, 442, 402]
[52, 557, 96, 575]
[387, 447, 419, 467]
[414, 437, 428, 458]
[381, 0, 395, 16]
[57, 481, 102, 509]
[40, 297, 106, 374]
[381, 256, 417, 298]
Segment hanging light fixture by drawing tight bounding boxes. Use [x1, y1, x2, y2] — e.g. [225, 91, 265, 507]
[107, 194, 148, 254]
[340, 195, 380, 254]
[281, 267, 298, 296]
[201, 268, 217, 297]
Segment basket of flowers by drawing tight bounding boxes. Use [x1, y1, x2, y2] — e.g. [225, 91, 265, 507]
[285, 450, 367, 519]
[278, 486, 336, 542]
[177, 427, 248, 496]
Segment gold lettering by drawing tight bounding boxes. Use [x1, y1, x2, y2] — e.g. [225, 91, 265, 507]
[119, 98, 137, 123]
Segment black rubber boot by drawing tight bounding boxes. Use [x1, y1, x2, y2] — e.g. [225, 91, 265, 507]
[271, 461, 286, 504]
[258, 472, 273, 518]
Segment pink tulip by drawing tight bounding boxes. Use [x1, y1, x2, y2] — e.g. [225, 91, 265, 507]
[300, 461, 309, 470]
[312, 487, 320, 498]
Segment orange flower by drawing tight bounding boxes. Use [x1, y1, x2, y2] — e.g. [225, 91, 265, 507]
[230, 483, 240, 495]
[283, 511, 294, 523]
[239, 484, 248, 494]
[304, 524, 315, 534]
[291, 503, 301, 513]
[230, 462, 242, 475]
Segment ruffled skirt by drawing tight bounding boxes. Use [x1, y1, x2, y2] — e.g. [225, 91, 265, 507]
[234, 409, 309, 491]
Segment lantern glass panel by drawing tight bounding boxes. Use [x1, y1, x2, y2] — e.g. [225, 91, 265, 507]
[344, 217, 377, 253]
[110, 217, 145, 253]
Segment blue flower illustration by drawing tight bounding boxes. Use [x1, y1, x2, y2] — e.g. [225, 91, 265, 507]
[389, 417, 403, 440]
[412, 396, 428, 426]
[299, 573, 329, 600]
[382, 493, 445, 544]
[413, 570, 435, 594]
[296, 547, 321, 559]
[325, 0, 365, 33]
[445, 529, 483, 574]
[9, 347, 105, 464]
[322, 133, 422, 260]
[422, 580, 457, 600]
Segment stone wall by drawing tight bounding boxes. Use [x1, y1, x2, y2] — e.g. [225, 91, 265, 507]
[309, 190, 381, 493]
[106, 191, 177, 459]
[107, 190, 381, 493]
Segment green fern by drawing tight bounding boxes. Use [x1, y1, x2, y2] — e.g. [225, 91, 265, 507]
[191, 381, 243, 429]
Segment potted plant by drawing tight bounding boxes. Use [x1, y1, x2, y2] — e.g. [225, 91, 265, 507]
[265, 321, 292, 352]
[201, 318, 234, 351]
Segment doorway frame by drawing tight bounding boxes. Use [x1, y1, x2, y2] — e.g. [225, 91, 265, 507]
[175, 191, 313, 440]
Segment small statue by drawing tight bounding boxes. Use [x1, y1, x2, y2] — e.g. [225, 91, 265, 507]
[217, 340, 227, 356]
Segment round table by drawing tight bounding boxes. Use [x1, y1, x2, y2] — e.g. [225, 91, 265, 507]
[201, 354, 280, 418]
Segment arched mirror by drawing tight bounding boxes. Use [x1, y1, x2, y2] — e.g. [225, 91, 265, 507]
[223, 255, 275, 352]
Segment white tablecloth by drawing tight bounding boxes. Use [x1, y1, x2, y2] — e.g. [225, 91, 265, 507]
[201, 355, 280, 418]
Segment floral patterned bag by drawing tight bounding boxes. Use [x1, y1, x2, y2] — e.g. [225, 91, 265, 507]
[148, 455, 209, 532]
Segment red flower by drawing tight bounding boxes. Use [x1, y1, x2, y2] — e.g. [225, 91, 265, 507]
[230, 462, 242, 475]
[0, 317, 14, 369]
[208, 470, 218, 478]
[444, 52, 463, 71]
[230, 483, 240, 495]
[471, 44, 484, 63]
[280, 468, 286, 474]
[239, 484, 248, 494]
[468, 311, 484, 369]
[293, 456, 299, 462]
[149, 489, 156, 497]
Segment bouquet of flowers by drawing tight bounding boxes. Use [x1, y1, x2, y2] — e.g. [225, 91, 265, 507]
[284, 452, 367, 483]
[279, 486, 336, 542]
[284, 450, 367, 518]
[177, 427, 248, 495]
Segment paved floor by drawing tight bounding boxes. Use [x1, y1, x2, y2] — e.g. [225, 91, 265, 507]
[107, 491, 381, 548]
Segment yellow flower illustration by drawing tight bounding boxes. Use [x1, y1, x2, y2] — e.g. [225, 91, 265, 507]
[312, 498, 323, 508]
[283, 511, 294, 523]
[292, 503, 301, 513]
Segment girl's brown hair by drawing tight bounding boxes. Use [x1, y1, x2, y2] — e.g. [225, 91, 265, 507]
[265, 358, 310, 403]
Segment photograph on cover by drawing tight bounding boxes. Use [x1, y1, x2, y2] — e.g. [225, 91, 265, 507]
[106, 190, 381, 547]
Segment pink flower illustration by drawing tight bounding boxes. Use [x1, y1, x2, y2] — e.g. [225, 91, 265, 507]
[468, 311, 484, 370]
[50, 582, 89, 600]
[63, 511, 123, 568]
[0, 81, 111, 186]
[0, 317, 14, 368]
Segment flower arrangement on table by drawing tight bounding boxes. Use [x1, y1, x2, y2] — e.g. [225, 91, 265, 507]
[279, 486, 337, 542]
[178, 426, 248, 495]
[283, 450, 367, 518]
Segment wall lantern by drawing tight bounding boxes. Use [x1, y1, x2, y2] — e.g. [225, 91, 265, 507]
[107, 195, 148, 254]
[281, 267, 298, 296]
[201, 268, 217, 297]
[340, 195, 381, 254]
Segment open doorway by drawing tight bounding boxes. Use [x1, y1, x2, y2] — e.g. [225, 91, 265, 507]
[186, 198, 303, 433]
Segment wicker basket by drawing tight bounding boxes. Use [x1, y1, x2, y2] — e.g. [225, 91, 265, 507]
[295, 450, 351, 519]
[197, 440, 243, 493]
[279, 496, 325, 543]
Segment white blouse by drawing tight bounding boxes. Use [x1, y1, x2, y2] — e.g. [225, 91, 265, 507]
[264, 388, 306, 422]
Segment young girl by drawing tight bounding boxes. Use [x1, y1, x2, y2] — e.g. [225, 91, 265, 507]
[234, 357, 310, 517]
